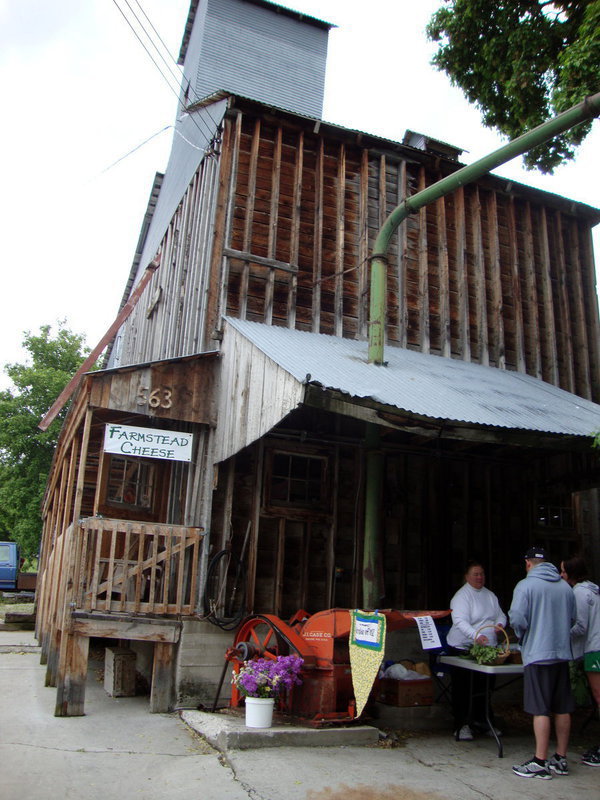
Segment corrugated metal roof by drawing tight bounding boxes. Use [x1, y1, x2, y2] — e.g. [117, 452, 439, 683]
[225, 318, 600, 439]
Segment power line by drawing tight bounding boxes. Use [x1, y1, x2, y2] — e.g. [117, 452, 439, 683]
[130, 0, 222, 130]
[111, 0, 217, 142]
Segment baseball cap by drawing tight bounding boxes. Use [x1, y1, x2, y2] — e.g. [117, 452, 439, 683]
[524, 546, 548, 560]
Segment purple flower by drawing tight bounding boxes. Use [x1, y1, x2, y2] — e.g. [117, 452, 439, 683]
[233, 654, 304, 698]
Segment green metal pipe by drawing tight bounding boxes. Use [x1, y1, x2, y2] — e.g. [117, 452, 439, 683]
[368, 92, 600, 364]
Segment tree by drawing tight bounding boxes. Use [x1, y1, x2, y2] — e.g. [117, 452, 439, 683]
[0, 323, 91, 560]
[427, 0, 600, 172]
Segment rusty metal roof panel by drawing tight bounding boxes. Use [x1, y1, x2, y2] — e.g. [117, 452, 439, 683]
[224, 318, 600, 439]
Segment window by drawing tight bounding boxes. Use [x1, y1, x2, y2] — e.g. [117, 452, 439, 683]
[266, 451, 329, 510]
[537, 504, 573, 529]
[104, 456, 156, 511]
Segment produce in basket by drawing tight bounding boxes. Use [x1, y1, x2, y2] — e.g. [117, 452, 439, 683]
[469, 625, 511, 665]
[469, 643, 507, 665]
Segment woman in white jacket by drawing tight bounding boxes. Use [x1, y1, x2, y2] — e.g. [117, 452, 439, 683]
[446, 560, 507, 741]
[560, 555, 600, 767]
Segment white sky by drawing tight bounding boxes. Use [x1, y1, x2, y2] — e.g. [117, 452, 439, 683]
[1, 0, 598, 387]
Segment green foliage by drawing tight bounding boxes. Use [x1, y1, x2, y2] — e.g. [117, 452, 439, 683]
[469, 643, 505, 665]
[427, 0, 600, 172]
[0, 323, 91, 559]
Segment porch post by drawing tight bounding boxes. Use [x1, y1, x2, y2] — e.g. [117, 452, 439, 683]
[362, 422, 383, 608]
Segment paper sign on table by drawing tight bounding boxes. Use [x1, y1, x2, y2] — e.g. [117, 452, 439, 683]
[414, 615, 442, 650]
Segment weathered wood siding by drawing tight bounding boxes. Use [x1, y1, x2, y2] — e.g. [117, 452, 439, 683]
[115, 99, 600, 403]
[115, 153, 221, 367]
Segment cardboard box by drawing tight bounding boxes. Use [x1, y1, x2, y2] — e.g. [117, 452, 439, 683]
[375, 677, 433, 707]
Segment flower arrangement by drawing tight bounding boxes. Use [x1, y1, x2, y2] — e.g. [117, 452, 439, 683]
[233, 654, 304, 698]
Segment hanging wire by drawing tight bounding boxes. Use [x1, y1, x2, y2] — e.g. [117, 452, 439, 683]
[111, 0, 217, 142]
[131, 0, 223, 130]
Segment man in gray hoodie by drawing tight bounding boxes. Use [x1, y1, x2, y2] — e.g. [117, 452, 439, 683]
[509, 546, 576, 780]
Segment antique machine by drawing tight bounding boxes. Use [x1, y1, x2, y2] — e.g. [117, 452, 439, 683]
[218, 608, 449, 725]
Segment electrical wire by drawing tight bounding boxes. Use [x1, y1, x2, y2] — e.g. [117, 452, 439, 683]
[130, 0, 223, 130]
[111, 0, 217, 142]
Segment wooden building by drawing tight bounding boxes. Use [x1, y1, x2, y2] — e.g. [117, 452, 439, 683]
[36, 0, 600, 715]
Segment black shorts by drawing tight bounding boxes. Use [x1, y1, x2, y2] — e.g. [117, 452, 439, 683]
[523, 662, 575, 716]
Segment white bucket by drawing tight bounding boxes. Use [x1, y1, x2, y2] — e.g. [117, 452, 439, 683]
[245, 696, 274, 728]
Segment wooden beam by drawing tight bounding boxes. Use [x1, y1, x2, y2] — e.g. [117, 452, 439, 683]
[436, 195, 451, 357]
[417, 167, 430, 353]
[311, 137, 324, 333]
[567, 220, 592, 399]
[39, 256, 161, 431]
[507, 197, 526, 373]
[486, 191, 505, 368]
[265, 126, 282, 324]
[470, 187, 489, 365]
[55, 633, 90, 717]
[150, 642, 175, 713]
[334, 142, 346, 337]
[522, 202, 543, 379]
[71, 614, 181, 643]
[553, 211, 575, 392]
[454, 187, 470, 361]
[537, 206, 559, 385]
[288, 130, 304, 329]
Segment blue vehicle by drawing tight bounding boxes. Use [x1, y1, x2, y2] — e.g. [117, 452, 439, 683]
[0, 542, 36, 592]
[0, 541, 19, 591]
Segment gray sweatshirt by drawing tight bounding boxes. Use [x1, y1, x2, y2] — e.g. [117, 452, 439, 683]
[508, 562, 575, 666]
[571, 580, 600, 659]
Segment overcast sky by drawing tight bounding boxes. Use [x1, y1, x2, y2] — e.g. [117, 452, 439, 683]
[1, 0, 598, 387]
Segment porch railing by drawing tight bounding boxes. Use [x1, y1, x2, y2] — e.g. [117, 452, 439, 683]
[72, 517, 203, 616]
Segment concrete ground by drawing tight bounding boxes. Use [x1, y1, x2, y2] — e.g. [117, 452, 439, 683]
[1, 629, 599, 800]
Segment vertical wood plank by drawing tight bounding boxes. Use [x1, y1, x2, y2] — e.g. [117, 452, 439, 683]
[396, 161, 408, 348]
[312, 138, 324, 333]
[567, 220, 591, 398]
[150, 642, 174, 713]
[486, 192, 505, 368]
[522, 202, 543, 379]
[436, 195, 451, 357]
[470, 187, 489, 366]
[288, 130, 303, 328]
[507, 197, 526, 372]
[274, 518, 285, 617]
[454, 187, 470, 361]
[206, 111, 239, 342]
[358, 149, 369, 339]
[553, 211, 575, 392]
[417, 167, 430, 353]
[579, 227, 600, 401]
[55, 633, 89, 717]
[265, 126, 282, 325]
[537, 207, 559, 385]
[334, 142, 346, 337]
[240, 118, 261, 319]
[246, 441, 264, 612]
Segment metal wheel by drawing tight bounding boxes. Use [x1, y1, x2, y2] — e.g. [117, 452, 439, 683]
[203, 549, 246, 630]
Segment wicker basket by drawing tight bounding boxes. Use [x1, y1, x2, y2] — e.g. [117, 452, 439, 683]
[472, 625, 511, 665]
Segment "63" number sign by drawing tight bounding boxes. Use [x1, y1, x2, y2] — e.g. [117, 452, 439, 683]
[136, 385, 173, 409]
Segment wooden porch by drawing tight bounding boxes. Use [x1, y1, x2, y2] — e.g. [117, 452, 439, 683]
[37, 517, 203, 716]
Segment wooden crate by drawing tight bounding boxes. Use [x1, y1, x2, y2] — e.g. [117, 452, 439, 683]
[375, 677, 433, 707]
[104, 647, 136, 697]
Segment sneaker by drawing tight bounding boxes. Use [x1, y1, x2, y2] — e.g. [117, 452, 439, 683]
[548, 754, 569, 775]
[582, 747, 600, 767]
[454, 724, 473, 741]
[512, 758, 552, 779]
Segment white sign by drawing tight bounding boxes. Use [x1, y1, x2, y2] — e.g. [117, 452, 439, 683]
[414, 615, 442, 650]
[104, 423, 194, 462]
[354, 619, 380, 647]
